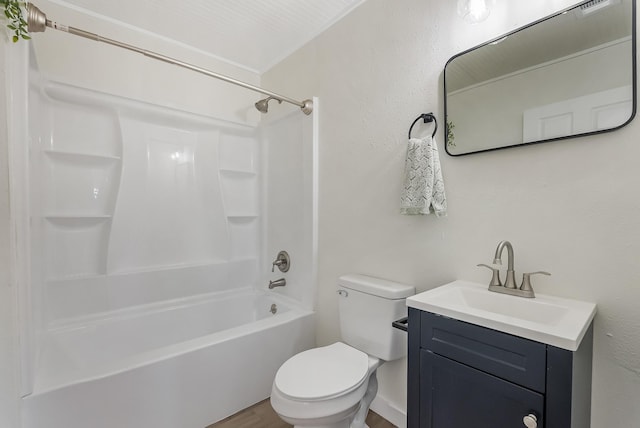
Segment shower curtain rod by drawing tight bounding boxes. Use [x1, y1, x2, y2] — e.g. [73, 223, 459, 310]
[26, 4, 314, 115]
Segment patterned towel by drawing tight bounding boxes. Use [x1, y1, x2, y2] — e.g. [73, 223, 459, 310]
[400, 136, 447, 216]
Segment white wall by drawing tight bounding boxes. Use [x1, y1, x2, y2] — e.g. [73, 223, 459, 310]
[30, 0, 261, 126]
[262, 105, 318, 310]
[263, 0, 640, 426]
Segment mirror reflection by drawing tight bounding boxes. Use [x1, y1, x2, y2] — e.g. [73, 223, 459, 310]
[444, 0, 636, 156]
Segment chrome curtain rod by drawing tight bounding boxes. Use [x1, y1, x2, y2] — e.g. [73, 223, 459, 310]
[26, 4, 313, 115]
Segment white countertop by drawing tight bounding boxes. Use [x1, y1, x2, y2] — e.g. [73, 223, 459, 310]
[406, 280, 597, 351]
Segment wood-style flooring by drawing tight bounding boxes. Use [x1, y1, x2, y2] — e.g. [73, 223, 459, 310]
[207, 398, 396, 428]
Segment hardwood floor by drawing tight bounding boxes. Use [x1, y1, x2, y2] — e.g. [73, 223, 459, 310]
[207, 398, 396, 428]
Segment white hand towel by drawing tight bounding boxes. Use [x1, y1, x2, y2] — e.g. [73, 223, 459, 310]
[400, 136, 447, 216]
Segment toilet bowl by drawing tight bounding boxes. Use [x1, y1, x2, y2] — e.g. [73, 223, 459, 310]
[271, 274, 415, 428]
[271, 342, 382, 428]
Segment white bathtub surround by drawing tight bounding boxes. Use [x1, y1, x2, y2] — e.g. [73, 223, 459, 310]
[10, 25, 319, 424]
[29, 79, 262, 327]
[36, 288, 286, 394]
[262, 105, 319, 311]
[24, 291, 315, 428]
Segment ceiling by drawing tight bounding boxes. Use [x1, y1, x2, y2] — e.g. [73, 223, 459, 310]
[53, 0, 366, 73]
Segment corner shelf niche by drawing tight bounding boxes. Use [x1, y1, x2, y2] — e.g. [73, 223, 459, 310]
[44, 216, 112, 280]
[44, 215, 113, 220]
[217, 134, 260, 262]
[38, 96, 123, 281]
[43, 149, 121, 161]
[219, 168, 256, 177]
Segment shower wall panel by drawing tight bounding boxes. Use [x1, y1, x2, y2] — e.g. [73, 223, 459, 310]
[261, 104, 318, 311]
[29, 81, 261, 326]
[107, 122, 229, 272]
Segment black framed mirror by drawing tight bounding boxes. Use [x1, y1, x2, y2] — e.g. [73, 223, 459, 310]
[444, 0, 636, 156]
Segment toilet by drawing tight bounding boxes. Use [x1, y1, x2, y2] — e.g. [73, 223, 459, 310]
[271, 274, 415, 428]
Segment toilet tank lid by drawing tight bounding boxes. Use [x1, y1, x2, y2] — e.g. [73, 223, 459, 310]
[337, 274, 415, 299]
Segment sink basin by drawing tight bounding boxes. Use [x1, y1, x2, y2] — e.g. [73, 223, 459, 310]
[406, 280, 596, 351]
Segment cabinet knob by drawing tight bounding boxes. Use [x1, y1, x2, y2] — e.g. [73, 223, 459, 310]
[523, 414, 537, 428]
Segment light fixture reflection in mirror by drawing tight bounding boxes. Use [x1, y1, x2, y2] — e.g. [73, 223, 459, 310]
[457, 0, 495, 23]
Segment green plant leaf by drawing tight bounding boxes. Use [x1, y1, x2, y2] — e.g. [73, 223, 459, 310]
[3, 0, 30, 43]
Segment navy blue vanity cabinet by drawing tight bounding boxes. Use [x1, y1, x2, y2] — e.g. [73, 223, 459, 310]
[407, 308, 593, 428]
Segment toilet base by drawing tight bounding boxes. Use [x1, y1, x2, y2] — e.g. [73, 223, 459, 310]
[292, 423, 370, 428]
[273, 366, 381, 428]
[278, 404, 358, 428]
[271, 345, 384, 428]
[350, 370, 378, 428]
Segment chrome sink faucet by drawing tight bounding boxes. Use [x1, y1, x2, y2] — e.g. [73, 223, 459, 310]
[478, 240, 550, 298]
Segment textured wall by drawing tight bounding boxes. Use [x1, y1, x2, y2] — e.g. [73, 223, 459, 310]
[263, 0, 640, 426]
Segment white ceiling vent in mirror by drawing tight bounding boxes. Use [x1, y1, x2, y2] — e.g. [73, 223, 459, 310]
[577, 0, 621, 16]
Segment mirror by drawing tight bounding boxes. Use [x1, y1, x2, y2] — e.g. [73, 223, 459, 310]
[444, 0, 636, 156]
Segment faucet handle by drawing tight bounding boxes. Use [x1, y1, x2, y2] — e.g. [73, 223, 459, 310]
[477, 263, 502, 287]
[520, 271, 550, 293]
[271, 251, 290, 273]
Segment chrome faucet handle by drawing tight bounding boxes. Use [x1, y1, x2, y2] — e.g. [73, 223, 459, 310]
[520, 271, 550, 297]
[271, 250, 290, 273]
[477, 264, 502, 287]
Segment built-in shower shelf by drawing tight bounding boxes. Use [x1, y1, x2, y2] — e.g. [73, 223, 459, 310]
[44, 150, 121, 161]
[227, 214, 259, 219]
[219, 169, 257, 177]
[47, 273, 108, 284]
[44, 215, 113, 220]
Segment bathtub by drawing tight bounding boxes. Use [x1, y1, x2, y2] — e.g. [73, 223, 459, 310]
[22, 288, 315, 428]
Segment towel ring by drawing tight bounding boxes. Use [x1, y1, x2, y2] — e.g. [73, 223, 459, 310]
[408, 113, 437, 139]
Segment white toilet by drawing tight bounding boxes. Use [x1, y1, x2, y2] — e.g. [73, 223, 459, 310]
[271, 274, 415, 428]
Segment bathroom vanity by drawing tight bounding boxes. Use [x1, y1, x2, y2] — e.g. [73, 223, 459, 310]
[406, 281, 596, 428]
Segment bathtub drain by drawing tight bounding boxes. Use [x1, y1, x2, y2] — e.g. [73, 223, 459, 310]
[270, 304, 278, 314]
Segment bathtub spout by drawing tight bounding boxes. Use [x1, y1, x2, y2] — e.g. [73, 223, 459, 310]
[269, 278, 286, 289]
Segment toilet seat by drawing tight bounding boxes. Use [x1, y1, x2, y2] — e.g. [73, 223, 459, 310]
[274, 342, 370, 401]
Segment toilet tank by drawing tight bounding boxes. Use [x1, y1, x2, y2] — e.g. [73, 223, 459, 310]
[337, 274, 415, 361]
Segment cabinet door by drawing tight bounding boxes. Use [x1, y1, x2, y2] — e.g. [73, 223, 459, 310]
[421, 351, 544, 428]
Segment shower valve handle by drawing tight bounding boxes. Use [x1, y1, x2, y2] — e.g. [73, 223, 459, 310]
[271, 260, 283, 272]
[271, 251, 290, 273]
